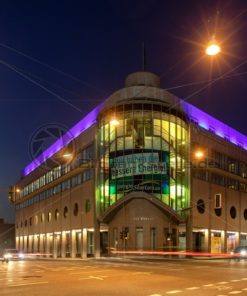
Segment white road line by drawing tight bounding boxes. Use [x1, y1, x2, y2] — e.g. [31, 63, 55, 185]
[132, 272, 152, 275]
[203, 284, 214, 287]
[217, 282, 229, 284]
[229, 291, 243, 294]
[148, 294, 162, 296]
[79, 275, 108, 281]
[241, 278, 247, 280]
[230, 280, 241, 282]
[186, 287, 199, 290]
[242, 288, 247, 291]
[166, 290, 182, 294]
[8, 281, 48, 287]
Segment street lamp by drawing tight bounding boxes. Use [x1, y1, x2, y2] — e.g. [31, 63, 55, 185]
[205, 38, 221, 56]
[194, 150, 204, 159]
[62, 153, 73, 159]
[6, 187, 20, 203]
[110, 118, 119, 126]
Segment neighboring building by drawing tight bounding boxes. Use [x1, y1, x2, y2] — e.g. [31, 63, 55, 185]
[0, 218, 15, 253]
[9, 71, 247, 257]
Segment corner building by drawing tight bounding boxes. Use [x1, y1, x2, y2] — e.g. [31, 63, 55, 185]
[11, 72, 247, 257]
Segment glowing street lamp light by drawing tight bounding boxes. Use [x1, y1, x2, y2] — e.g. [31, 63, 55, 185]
[63, 153, 73, 159]
[110, 119, 119, 126]
[206, 40, 221, 56]
[194, 150, 204, 159]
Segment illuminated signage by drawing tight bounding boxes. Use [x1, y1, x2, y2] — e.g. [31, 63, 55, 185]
[109, 150, 169, 194]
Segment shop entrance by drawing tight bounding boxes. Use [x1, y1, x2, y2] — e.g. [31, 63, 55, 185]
[100, 231, 108, 255]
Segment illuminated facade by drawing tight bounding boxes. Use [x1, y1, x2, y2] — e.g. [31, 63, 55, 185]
[10, 71, 247, 257]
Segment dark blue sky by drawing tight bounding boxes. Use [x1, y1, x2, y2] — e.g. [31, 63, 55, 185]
[1, 0, 247, 222]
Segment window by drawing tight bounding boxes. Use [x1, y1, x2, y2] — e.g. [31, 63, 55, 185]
[243, 209, 247, 220]
[211, 174, 225, 186]
[41, 213, 45, 223]
[227, 178, 239, 190]
[83, 169, 93, 181]
[47, 212, 52, 222]
[63, 206, 68, 218]
[197, 199, 205, 214]
[214, 194, 222, 209]
[73, 203, 79, 216]
[150, 228, 156, 251]
[85, 199, 91, 213]
[55, 209, 59, 221]
[34, 215, 38, 225]
[230, 206, 237, 219]
[81, 145, 94, 161]
[62, 180, 71, 191]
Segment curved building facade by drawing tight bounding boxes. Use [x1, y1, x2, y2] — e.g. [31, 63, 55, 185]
[10, 71, 247, 257]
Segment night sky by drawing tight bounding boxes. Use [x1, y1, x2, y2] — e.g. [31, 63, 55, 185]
[1, 0, 247, 223]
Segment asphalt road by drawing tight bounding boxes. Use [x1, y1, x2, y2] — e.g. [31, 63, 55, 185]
[1, 257, 247, 296]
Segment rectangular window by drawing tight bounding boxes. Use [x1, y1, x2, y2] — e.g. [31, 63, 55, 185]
[150, 228, 156, 251]
[215, 193, 222, 209]
[83, 169, 93, 182]
[136, 227, 143, 251]
[125, 119, 133, 137]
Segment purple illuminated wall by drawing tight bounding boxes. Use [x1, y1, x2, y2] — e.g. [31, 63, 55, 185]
[182, 100, 247, 150]
[22, 98, 247, 177]
[22, 103, 103, 176]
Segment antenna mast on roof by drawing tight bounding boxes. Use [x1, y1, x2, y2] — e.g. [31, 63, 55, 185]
[142, 42, 147, 71]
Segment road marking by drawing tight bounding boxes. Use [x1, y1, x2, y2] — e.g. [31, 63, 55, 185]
[229, 292, 242, 294]
[241, 278, 247, 280]
[148, 294, 162, 296]
[203, 284, 214, 287]
[242, 288, 247, 291]
[217, 282, 229, 284]
[132, 272, 152, 275]
[230, 280, 241, 282]
[166, 290, 182, 294]
[186, 287, 199, 290]
[79, 275, 108, 281]
[8, 281, 48, 287]
[70, 270, 105, 275]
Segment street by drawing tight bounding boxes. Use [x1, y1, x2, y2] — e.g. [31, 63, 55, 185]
[1, 257, 247, 296]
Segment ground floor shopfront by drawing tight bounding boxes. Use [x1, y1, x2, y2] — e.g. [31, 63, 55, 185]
[16, 229, 95, 258]
[16, 228, 247, 258]
[191, 228, 247, 253]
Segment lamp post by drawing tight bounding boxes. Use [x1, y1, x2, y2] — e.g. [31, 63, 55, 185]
[5, 187, 20, 204]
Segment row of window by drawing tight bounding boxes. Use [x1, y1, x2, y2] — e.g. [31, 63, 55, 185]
[196, 197, 247, 220]
[17, 200, 91, 229]
[20, 164, 71, 199]
[19, 145, 94, 200]
[211, 150, 247, 179]
[194, 171, 247, 193]
[16, 169, 93, 210]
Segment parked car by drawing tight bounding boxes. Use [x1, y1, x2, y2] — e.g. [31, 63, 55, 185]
[2, 249, 25, 263]
[230, 246, 247, 259]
